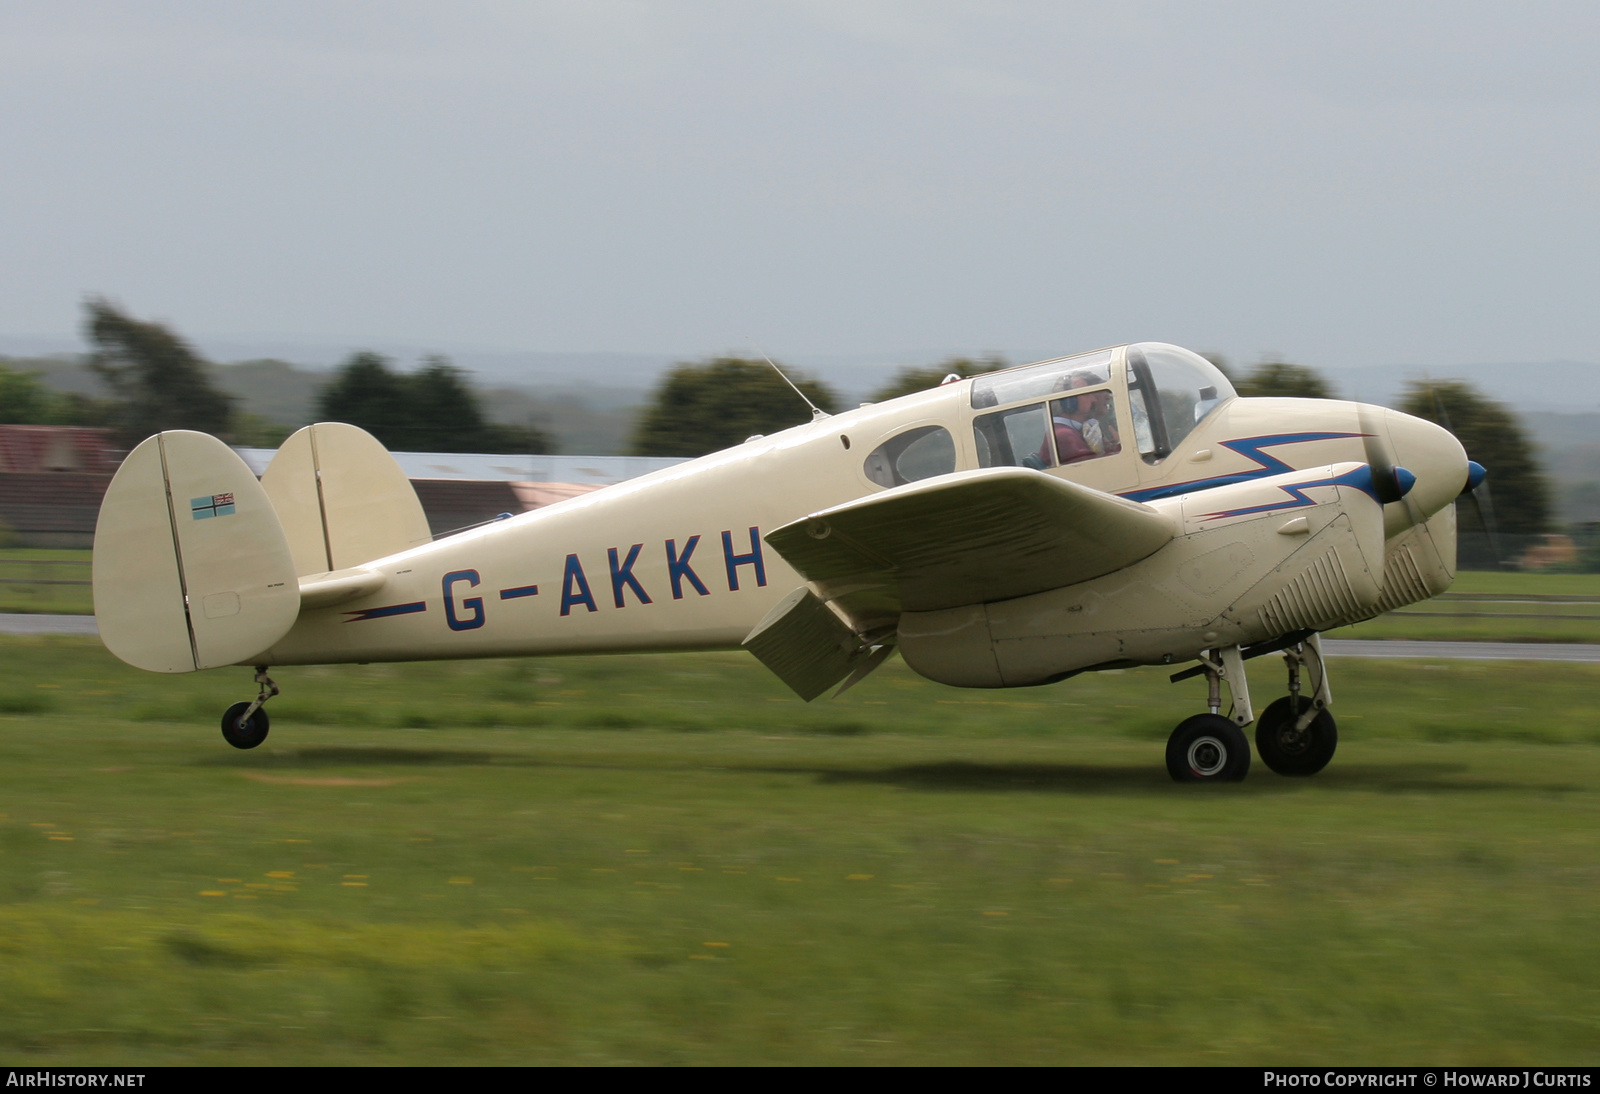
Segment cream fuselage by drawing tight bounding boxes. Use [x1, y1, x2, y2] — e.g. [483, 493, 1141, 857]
[261, 372, 1464, 677]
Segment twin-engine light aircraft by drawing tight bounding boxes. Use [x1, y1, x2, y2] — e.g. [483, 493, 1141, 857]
[92, 342, 1476, 783]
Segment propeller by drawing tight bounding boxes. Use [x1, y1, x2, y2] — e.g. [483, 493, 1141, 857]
[1358, 403, 1422, 527]
[1458, 460, 1504, 568]
[1425, 380, 1503, 569]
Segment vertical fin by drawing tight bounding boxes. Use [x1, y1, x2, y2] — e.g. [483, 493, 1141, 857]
[261, 423, 432, 574]
[94, 432, 300, 673]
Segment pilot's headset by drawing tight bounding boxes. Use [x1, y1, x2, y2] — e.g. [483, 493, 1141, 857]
[1059, 371, 1107, 413]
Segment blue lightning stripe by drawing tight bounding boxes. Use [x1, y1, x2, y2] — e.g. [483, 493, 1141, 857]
[1118, 432, 1365, 502]
[499, 585, 539, 600]
[1194, 464, 1380, 522]
[342, 601, 428, 622]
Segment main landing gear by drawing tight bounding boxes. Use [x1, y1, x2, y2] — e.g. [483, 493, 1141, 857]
[221, 665, 278, 750]
[1165, 634, 1337, 783]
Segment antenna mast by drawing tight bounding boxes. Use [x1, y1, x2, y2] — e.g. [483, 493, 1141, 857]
[751, 343, 829, 421]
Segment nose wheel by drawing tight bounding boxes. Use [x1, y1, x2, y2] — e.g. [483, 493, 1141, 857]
[221, 666, 278, 750]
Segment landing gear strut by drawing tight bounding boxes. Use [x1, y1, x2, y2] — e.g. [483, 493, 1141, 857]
[1165, 647, 1254, 782]
[1256, 637, 1338, 776]
[221, 665, 277, 750]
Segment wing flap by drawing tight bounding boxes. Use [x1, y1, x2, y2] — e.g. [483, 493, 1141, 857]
[742, 586, 868, 701]
[766, 467, 1175, 613]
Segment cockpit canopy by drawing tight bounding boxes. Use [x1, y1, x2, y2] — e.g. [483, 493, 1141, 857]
[860, 342, 1236, 489]
[970, 342, 1234, 464]
[1123, 343, 1235, 461]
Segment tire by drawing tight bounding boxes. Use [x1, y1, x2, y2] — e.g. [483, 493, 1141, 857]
[221, 701, 270, 750]
[1255, 696, 1337, 776]
[1165, 714, 1251, 783]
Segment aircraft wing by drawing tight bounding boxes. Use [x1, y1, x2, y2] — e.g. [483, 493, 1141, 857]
[765, 467, 1176, 616]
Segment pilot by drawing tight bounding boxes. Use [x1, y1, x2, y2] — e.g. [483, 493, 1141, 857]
[1042, 372, 1120, 466]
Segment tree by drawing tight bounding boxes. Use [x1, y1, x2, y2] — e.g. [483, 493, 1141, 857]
[316, 352, 555, 454]
[1398, 380, 1550, 534]
[1234, 360, 1334, 399]
[0, 362, 59, 423]
[317, 352, 415, 444]
[83, 298, 234, 445]
[0, 362, 108, 425]
[631, 357, 839, 458]
[868, 354, 1008, 403]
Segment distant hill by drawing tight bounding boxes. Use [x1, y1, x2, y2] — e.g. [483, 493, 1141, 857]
[1316, 360, 1600, 414]
[7, 337, 1600, 512]
[0, 352, 643, 456]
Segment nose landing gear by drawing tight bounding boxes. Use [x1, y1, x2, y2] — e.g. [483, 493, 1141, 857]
[221, 666, 278, 750]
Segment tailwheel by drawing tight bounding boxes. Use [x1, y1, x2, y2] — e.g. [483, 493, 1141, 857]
[220, 665, 278, 750]
[1166, 714, 1251, 783]
[1255, 696, 1337, 776]
[221, 702, 270, 749]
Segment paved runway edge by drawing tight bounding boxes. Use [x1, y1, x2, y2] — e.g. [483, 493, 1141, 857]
[1320, 639, 1600, 662]
[0, 613, 100, 636]
[3, 615, 1599, 662]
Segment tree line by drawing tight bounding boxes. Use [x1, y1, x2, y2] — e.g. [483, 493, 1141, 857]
[0, 300, 553, 454]
[0, 302, 1550, 532]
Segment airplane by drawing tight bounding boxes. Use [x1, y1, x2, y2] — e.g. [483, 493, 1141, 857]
[90, 342, 1478, 783]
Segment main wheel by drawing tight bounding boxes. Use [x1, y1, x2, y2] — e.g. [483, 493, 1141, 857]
[1255, 696, 1337, 776]
[1166, 714, 1251, 783]
[221, 702, 270, 750]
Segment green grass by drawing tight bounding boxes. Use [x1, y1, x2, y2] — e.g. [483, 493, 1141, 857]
[1447, 571, 1600, 596]
[2, 637, 1599, 1064]
[0, 549, 92, 615]
[1326, 569, 1600, 643]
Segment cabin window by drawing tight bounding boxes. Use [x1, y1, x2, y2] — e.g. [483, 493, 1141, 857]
[863, 425, 956, 487]
[973, 403, 1052, 469]
[970, 348, 1116, 410]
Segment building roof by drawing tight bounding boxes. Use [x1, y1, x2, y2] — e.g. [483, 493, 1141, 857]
[233, 448, 687, 485]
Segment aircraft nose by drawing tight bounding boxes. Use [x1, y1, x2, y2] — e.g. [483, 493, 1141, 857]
[1379, 407, 1468, 522]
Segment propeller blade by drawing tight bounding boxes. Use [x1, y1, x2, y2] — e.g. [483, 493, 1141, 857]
[1358, 404, 1422, 523]
[1465, 477, 1504, 569]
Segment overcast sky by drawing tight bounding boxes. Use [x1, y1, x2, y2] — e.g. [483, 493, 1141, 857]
[3, 1, 1597, 373]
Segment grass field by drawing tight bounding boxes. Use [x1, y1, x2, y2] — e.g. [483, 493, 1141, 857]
[1324, 571, 1600, 643]
[3, 636, 1599, 1065]
[0, 549, 92, 615]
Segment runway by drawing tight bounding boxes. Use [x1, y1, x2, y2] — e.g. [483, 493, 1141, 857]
[1319, 639, 1600, 662]
[5, 614, 1600, 662]
[2, 613, 100, 636]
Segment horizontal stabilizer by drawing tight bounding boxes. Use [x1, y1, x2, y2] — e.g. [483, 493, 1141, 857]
[298, 566, 387, 609]
[766, 467, 1175, 613]
[93, 432, 300, 673]
[743, 586, 870, 701]
[261, 423, 432, 575]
